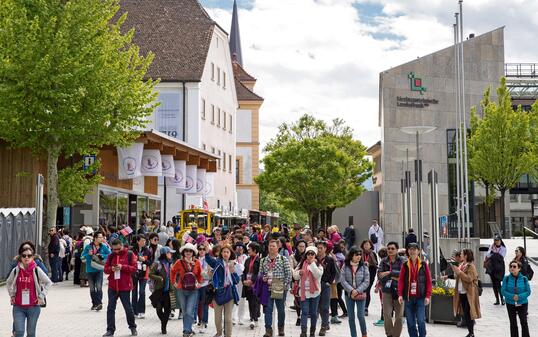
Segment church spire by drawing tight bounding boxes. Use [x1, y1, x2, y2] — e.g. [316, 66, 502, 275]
[229, 0, 243, 66]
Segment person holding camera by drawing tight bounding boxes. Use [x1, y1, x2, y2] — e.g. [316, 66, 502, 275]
[81, 231, 111, 311]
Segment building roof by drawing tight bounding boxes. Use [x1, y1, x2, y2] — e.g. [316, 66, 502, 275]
[229, 0, 243, 67]
[118, 0, 215, 82]
[235, 78, 264, 101]
[232, 60, 257, 82]
[367, 141, 381, 155]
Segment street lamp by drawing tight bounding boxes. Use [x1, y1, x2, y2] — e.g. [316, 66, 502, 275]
[400, 126, 437, 251]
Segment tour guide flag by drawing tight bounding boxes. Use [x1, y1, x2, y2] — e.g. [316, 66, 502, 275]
[117, 143, 144, 180]
[161, 155, 175, 178]
[196, 168, 206, 194]
[166, 160, 186, 188]
[141, 149, 162, 176]
[204, 172, 215, 197]
[184, 165, 197, 194]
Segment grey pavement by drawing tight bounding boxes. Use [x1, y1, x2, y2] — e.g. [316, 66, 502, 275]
[1, 277, 536, 337]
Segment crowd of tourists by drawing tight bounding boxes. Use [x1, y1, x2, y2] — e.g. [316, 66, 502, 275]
[4, 218, 534, 337]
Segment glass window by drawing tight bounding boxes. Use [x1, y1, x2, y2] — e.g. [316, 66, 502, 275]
[211, 105, 215, 124]
[223, 111, 227, 130]
[510, 194, 519, 202]
[211, 147, 215, 154]
[201, 99, 206, 120]
[117, 193, 128, 227]
[223, 72, 226, 89]
[236, 159, 240, 184]
[148, 198, 161, 222]
[211, 63, 215, 81]
[229, 115, 233, 133]
[229, 154, 232, 173]
[218, 150, 221, 169]
[99, 190, 117, 228]
[217, 67, 221, 85]
[217, 108, 221, 127]
[137, 196, 148, 228]
[223, 152, 227, 171]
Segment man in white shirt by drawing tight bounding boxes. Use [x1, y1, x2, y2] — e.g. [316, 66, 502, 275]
[368, 219, 384, 253]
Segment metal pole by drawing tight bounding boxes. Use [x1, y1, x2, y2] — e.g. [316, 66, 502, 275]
[524, 226, 527, 253]
[460, 0, 471, 242]
[402, 178, 407, 245]
[416, 131, 423, 250]
[453, 20, 463, 244]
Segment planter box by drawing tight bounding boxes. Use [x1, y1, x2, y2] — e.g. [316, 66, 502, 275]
[426, 294, 458, 324]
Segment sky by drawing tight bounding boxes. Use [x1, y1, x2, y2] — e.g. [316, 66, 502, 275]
[200, 0, 538, 150]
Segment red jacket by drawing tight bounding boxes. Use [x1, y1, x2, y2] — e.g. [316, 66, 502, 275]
[104, 248, 137, 292]
[397, 258, 432, 300]
[171, 258, 203, 289]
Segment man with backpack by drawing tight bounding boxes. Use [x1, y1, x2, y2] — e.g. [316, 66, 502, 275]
[171, 242, 203, 337]
[368, 219, 384, 253]
[102, 239, 138, 337]
[81, 231, 111, 312]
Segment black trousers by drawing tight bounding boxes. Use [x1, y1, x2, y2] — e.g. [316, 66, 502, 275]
[507, 303, 530, 337]
[459, 294, 474, 334]
[365, 266, 377, 309]
[156, 291, 172, 330]
[330, 283, 347, 316]
[491, 275, 504, 302]
[247, 292, 260, 321]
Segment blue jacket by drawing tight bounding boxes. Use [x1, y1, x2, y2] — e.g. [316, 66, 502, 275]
[501, 272, 531, 305]
[205, 255, 240, 303]
[81, 243, 111, 273]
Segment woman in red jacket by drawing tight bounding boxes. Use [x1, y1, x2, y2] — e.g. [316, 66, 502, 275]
[171, 243, 203, 337]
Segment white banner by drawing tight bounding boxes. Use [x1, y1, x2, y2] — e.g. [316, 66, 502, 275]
[166, 160, 186, 188]
[161, 155, 175, 178]
[117, 143, 144, 180]
[184, 165, 197, 194]
[203, 172, 215, 197]
[196, 168, 206, 194]
[141, 149, 162, 176]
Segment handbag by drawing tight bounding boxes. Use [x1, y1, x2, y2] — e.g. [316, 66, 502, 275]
[330, 283, 338, 299]
[34, 269, 47, 308]
[215, 285, 233, 305]
[270, 278, 285, 300]
[351, 290, 367, 301]
[290, 281, 299, 297]
[90, 255, 105, 271]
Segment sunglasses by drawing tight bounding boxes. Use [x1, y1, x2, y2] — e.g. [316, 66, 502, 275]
[510, 265, 518, 269]
[354, 253, 362, 256]
[152, 238, 159, 241]
[198, 247, 206, 251]
[306, 252, 316, 256]
[21, 254, 33, 258]
[387, 247, 397, 251]
[184, 250, 193, 253]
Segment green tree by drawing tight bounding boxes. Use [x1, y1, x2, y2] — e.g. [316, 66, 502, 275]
[469, 77, 537, 235]
[0, 0, 158, 229]
[256, 115, 372, 231]
[259, 189, 308, 225]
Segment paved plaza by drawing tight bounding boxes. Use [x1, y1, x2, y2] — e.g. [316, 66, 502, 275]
[1, 273, 536, 337]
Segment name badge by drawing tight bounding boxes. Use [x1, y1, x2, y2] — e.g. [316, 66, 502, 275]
[114, 269, 121, 280]
[247, 273, 252, 280]
[137, 261, 142, 270]
[304, 279, 310, 291]
[22, 289, 30, 306]
[410, 281, 417, 295]
[385, 280, 392, 289]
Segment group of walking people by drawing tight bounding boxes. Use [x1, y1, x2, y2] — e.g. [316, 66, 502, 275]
[4, 219, 534, 337]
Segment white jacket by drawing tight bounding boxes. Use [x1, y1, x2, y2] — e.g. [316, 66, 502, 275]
[292, 262, 324, 299]
[7, 263, 52, 305]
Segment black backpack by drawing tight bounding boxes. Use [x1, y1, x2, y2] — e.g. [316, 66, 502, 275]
[370, 233, 378, 244]
[527, 264, 534, 281]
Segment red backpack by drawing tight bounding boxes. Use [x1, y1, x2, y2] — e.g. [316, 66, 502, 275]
[181, 260, 197, 291]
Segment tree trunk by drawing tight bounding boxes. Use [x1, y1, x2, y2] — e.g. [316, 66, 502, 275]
[326, 207, 335, 226]
[309, 210, 319, 233]
[500, 189, 506, 237]
[46, 146, 61, 230]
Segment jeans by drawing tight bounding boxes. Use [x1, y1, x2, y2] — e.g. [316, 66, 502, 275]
[155, 290, 172, 330]
[49, 255, 62, 282]
[177, 289, 199, 333]
[106, 289, 136, 333]
[300, 296, 320, 331]
[345, 295, 367, 337]
[197, 286, 209, 323]
[264, 292, 287, 329]
[87, 271, 104, 306]
[507, 303, 530, 337]
[131, 278, 147, 315]
[13, 305, 40, 337]
[319, 283, 331, 327]
[404, 298, 427, 337]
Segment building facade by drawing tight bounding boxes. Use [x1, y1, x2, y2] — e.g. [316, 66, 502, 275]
[120, 0, 238, 222]
[378, 28, 505, 244]
[229, 1, 264, 212]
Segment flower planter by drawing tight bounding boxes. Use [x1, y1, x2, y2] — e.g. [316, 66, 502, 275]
[426, 294, 458, 324]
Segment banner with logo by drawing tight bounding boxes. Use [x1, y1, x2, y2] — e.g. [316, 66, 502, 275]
[117, 143, 144, 180]
[184, 165, 197, 194]
[203, 172, 215, 197]
[166, 160, 186, 188]
[161, 155, 175, 178]
[141, 149, 162, 176]
[196, 168, 206, 194]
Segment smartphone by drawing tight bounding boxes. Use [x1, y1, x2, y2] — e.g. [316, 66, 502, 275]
[450, 261, 459, 266]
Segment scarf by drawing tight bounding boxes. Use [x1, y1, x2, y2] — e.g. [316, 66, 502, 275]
[160, 258, 171, 292]
[406, 258, 422, 297]
[300, 261, 319, 301]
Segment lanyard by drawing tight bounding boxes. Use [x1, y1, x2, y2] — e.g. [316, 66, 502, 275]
[364, 253, 369, 264]
[248, 256, 257, 272]
[268, 257, 277, 270]
[409, 260, 419, 281]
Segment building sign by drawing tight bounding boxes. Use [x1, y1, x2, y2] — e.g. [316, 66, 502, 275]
[408, 72, 426, 94]
[155, 91, 183, 139]
[397, 96, 439, 108]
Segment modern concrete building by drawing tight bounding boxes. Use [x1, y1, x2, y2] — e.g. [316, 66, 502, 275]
[378, 27, 505, 244]
[229, 1, 264, 212]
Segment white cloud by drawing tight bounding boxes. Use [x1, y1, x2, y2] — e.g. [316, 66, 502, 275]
[205, 0, 538, 151]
